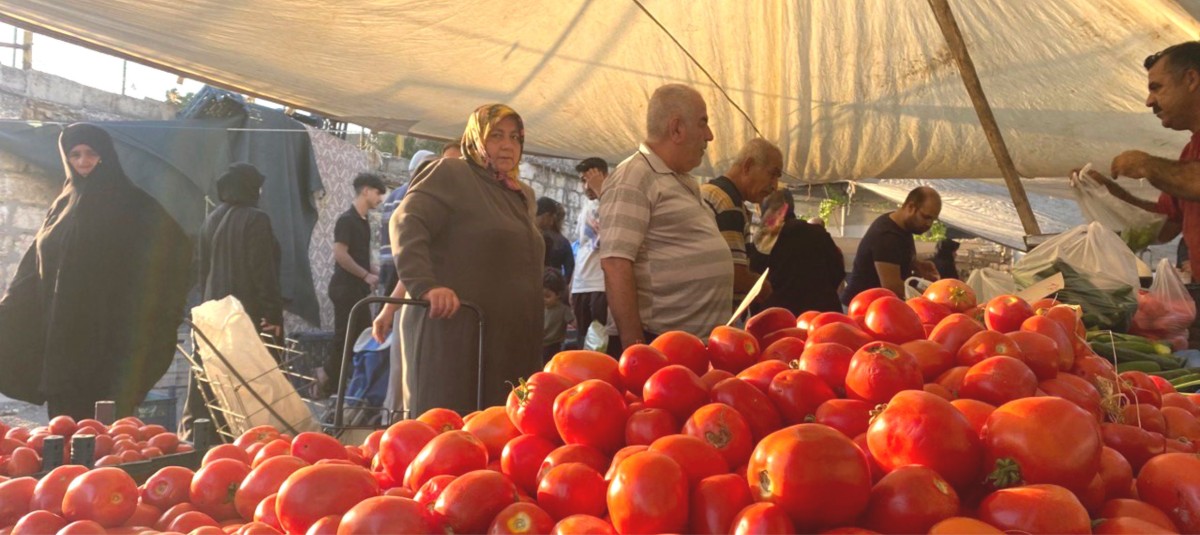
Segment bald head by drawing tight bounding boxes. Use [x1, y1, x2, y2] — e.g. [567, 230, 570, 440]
[897, 186, 942, 234]
[726, 138, 783, 203]
[646, 84, 704, 142]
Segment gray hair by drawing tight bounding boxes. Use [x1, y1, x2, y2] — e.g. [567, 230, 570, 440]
[646, 84, 703, 142]
[734, 138, 782, 169]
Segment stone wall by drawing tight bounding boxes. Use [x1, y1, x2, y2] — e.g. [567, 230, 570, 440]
[524, 155, 588, 242]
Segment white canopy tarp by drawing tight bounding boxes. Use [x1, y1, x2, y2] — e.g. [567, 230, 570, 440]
[2, 1, 1199, 182]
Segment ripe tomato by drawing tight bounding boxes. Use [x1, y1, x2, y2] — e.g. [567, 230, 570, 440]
[57, 520, 109, 535]
[735, 360, 790, 394]
[166, 510, 219, 532]
[1162, 406, 1200, 442]
[983, 295, 1033, 333]
[907, 296, 952, 326]
[0, 477, 36, 528]
[417, 408, 464, 433]
[684, 403, 753, 468]
[863, 296, 924, 344]
[650, 331, 710, 376]
[863, 466, 959, 534]
[700, 369, 734, 391]
[1099, 498, 1179, 532]
[489, 502, 556, 534]
[616, 345, 668, 396]
[250, 439, 291, 469]
[31, 464, 88, 515]
[537, 444, 608, 486]
[901, 339, 956, 382]
[848, 288, 898, 319]
[624, 408, 676, 446]
[956, 331, 1021, 367]
[305, 514, 340, 534]
[1137, 452, 1200, 532]
[747, 424, 870, 531]
[977, 484, 1091, 534]
[203, 444, 251, 467]
[545, 350, 622, 390]
[745, 307, 797, 341]
[253, 493, 282, 531]
[730, 502, 795, 534]
[12, 510, 68, 534]
[554, 379, 627, 455]
[1098, 447, 1134, 500]
[154, 502, 198, 531]
[5, 447, 39, 477]
[604, 445, 647, 482]
[949, 398, 995, 436]
[403, 430, 488, 491]
[1093, 516, 1173, 534]
[290, 432, 347, 464]
[845, 342, 923, 404]
[642, 366, 707, 422]
[867, 390, 982, 490]
[1020, 315, 1075, 371]
[814, 399, 874, 438]
[378, 420, 438, 483]
[500, 434, 557, 496]
[795, 311, 822, 332]
[275, 464, 378, 534]
[463, 406, 522, 462]
[122, 501, 161, 529]
[707, 326, 760, 374]
[1006, 331, 1060, 381]
[607, 451, 687, 533]
[928, 313, 984, 354]
[434, 470, 520, 534]
[139, 465, 194, 511]
[1119, 371, 1163, 408]
[959, 356, 1038, 406]
[62, 467, 138, 527]
[1101, 423, 1167, 474]
[709, 378, 783, 442]
[924, 279, 977, 312]
[335, 496, 430, 534]
[234, 425, 282, 450]
[1163, 392, 1200, 417]
[190, 458, 251, 521]
[1039, 374, 1103, 422]
[234, 455, 308, 521]
[506, 372, 573, 442]
[537, 463, 607, 520]
[649, 434, 729, 486]
[759, 337, 805, 364]
[805, 322, 873, 352]
[928, 516, 1003, 534]
[1122, 404, 1166, 435]
[690, 473, 753, 535]
[983, 397, 1102, 492]
[759, 328, 806, 349]
[768, 369, 837, 425]
[797, 342, 855, 396]
[551, 514, 616, 535]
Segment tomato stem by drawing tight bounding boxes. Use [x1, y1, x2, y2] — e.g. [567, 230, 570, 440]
[985, 457, 1023, 489]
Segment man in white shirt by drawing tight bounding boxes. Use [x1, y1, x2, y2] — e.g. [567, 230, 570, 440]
[571, 157, 609, 339]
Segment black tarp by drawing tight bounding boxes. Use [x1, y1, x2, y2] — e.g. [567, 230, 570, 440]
[0, 88, 325, 324]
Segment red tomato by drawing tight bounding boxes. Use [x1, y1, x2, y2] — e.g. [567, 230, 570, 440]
[553, 379, 627, 455]
[166, 510, 219, 532]
[978, 484, 1091, 534]
[1152, 375, 1178, 394]
[848, 288, 898, 319]
[1006, 331, 1060, 381]
[809, 311, 860, 331]
[959, 356, 1038, 406]
[863, 296, 924, 344]
[745, 307, 798, 341]
[488, 502, 555, 535]
[616, 345, 668, 396]
[797, 342, 855, 396]
[907, 296, 952, 326]
[251, 439, 292, 468]
[275, 464, 378, 534]
[1101, 423, 1167, 474]
[377, 420, 438, 483]
[983, 295, 1033, 333]
[690, 473, 753, 535]
[139, 465, 194, 511]
[1039, 374, 1103, 422]
[759, 337, 806, 364]
[416, 408, 464, 433]
[949, 398, 995, 436]
[867, 390, 982, 490]
[814, 399, 874, 438]
[31, 464, 88, 515]
[414, 474, 456, 509]
[434, 470, 519, 534]
[551, 514, 616, 535]
[1042, 305, 1090, 356]
[500, 434, 557, 496]
[537, 463, 607, 520]
[805, 322, 873, 352]
[624, 408, 676, 446]
[234, 455, 308, 521]
[536, 444, 608, 487]
[901, 339, 956, 382]
[1162, 406, 1200, 442]
[863, 466, 959, 534]
[335, 495, 430, 534]
[759, 328, 807, 350]
[290, 432, 347, 465]
[983, 397, 1102, 492]
[62, 467, 138, 527]
[0, 477, 36, 528]
[46, 415, 76, 437]
[463, 406, 522, 462]
[253, 493, 282, 531]
[923, 382, 955, 401]
[747, 424, 871, 531]
[604, 445, 647, 482]
[1021, 315, 1076, 371]
[735, 360, 790, 394]
[730, 502, 795, 534]
[1137, 452, 1200, 532]
[606, 451, 687, 533]
[203, 444, 252, 467]
[233, 425, 282, 450]
[12, 510, 68, 535]
[1163, 393, 1200, 417]
[154, 502, 199, 531]
[924, 279, 977, 312]
[700, 369, 734, 391]
[57, 520, 108, 535]
[1122, 404, 1166, 435]
[1093, 516, 1174, 534]
[642, 365, 706, 423]
[506, 372, 573, 442]
[845, 341, 923, 404]
[545, 350, 622, 390]
[403, 430, 488, 491]
[649, 434, 729, 486]
[190, 458, 252, 521]
[795, 311, 822, 332]
[650, 331, 710, 376]
[928, 313, 985, 354]
[955, 330, 1021, 367]
[709, 378, 783, 442]
[122, 501, 161, 529]
[1099, 498, 1179, 532]
[1072, 354, 1118, 386]
[1098, 447, 1134, 500]
[305, 514, 340, 535]
[768, 369, 837, 425]
[1119, 371, 1163, 408]
[6, 447, 39, 477]
[1075, 473, 1107, 516]
[683, 403, 753, 468]
[707, 326, 760, 374]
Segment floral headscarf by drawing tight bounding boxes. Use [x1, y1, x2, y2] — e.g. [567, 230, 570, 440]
[462, 104, 525, 191]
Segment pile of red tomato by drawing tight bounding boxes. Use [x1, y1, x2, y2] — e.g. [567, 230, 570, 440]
[3, 278, 1200, 534]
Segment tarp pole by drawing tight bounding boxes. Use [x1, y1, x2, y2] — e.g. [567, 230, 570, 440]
[927, 0, 1041, 237]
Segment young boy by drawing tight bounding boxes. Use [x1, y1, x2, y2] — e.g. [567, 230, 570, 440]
[543, 269, 576, 363]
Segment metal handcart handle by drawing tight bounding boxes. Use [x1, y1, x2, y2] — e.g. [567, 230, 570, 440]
[331, 297, 485, 430]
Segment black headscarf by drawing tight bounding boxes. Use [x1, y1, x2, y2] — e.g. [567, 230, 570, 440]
[0, 123, 193, 415]
[217, 162, 265, 206]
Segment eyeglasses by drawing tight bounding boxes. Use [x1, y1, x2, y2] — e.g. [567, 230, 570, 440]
[1145, 49, 1166, 70]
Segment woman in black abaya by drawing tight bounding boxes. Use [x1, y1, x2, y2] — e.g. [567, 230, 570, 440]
[0, 123, 192, 419]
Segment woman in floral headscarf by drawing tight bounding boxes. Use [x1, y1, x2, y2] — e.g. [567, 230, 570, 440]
[380, 104, 544, 415]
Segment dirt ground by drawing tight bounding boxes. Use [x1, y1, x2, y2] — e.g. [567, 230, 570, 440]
[0, 394, 49, 429]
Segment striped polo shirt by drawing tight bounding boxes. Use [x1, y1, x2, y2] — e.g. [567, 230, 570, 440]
[700, 176, 750, 267]
[599, 143, 735, 338]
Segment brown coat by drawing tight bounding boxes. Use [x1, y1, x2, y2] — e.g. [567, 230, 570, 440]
[389, 158, 544, 415]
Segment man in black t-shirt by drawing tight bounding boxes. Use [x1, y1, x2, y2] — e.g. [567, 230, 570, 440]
[322, 172, 387, 396]
[841, 186, 942, 304]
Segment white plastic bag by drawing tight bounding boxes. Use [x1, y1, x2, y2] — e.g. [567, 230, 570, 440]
[966, 268, 1017, 302]
[1069, 165, 1165, 251]
[584, 320, 608, 353]
[1132, 258, 1196, 350]
[904, 277, 933, 300]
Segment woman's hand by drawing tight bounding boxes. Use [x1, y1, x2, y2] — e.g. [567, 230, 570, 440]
[372, 304, 398, 343]
[422, 287, 461, 319]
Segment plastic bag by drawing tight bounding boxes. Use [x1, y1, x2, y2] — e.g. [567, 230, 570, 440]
[904, 277, 934, 300]
[966, 268, 1017, 303]
[1069, 165, 1165, 252]
[1131, 258, 1197, 350]
[584, 320, 608, 353]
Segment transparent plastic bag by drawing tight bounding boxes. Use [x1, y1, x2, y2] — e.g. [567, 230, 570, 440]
[584, 320, 608, 353]
[1069, 164, 1165, 251]
[966, 268, 1017, 302]
[1132, 258, 1197, 350]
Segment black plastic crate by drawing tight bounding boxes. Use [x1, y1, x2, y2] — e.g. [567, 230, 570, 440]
[136, 390, 178, 430]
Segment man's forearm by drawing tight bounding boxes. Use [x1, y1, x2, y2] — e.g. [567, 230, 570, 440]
[602, 258, 643, 345]
[334, 250, 368, 278]
[733, 264, 758, 295]
[1108, 184, 1160, 213]
[1141, 157, 1200, 202]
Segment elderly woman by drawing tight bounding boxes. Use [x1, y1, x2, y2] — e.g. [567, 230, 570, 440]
[375, 104, 544, 415]
[0, 123, 192, 418]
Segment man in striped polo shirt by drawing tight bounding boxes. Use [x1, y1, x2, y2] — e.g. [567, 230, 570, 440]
[599, 84, 734, 357]
[701, 138, 783, 308]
